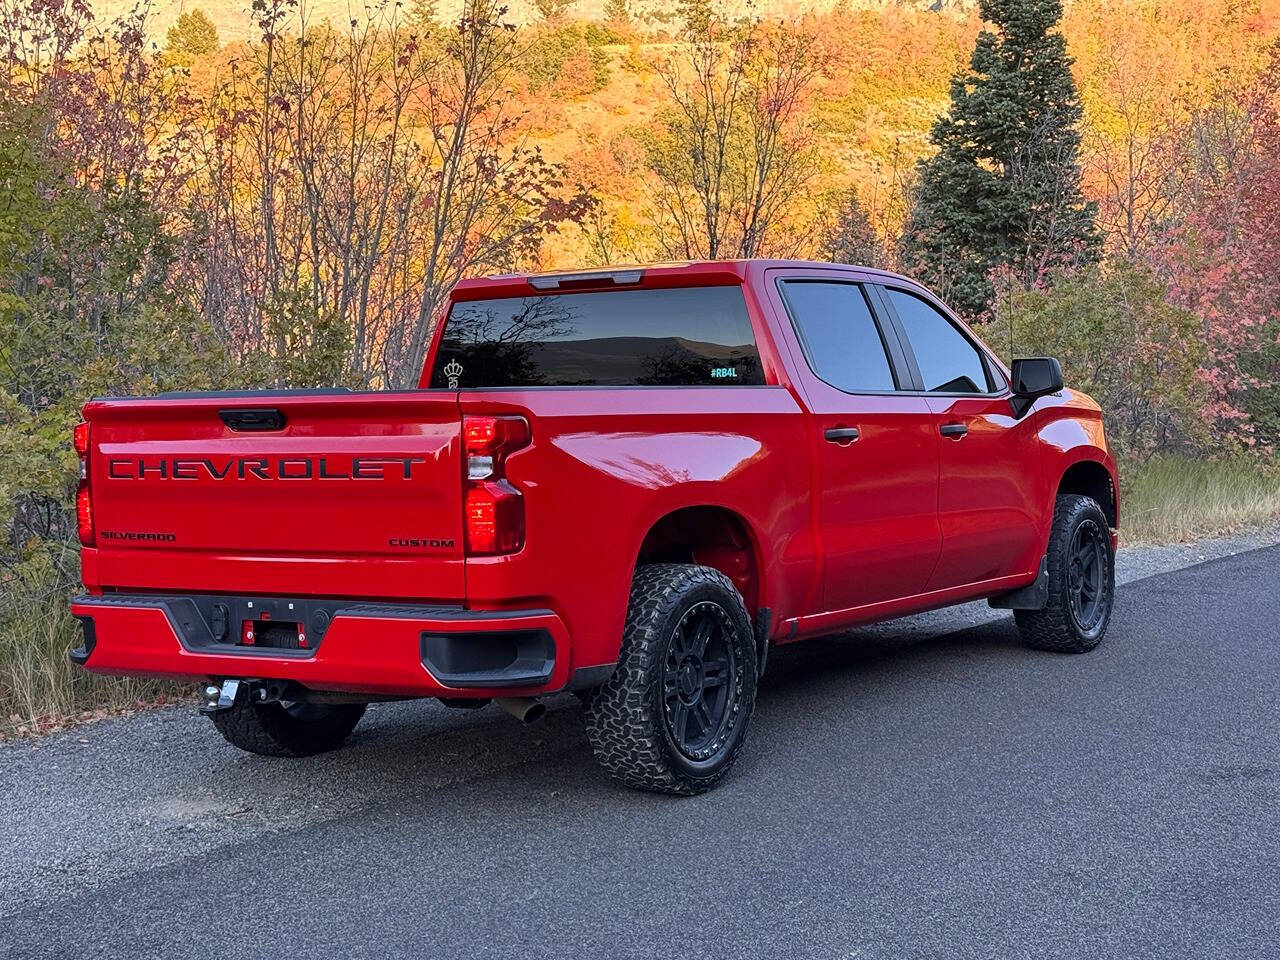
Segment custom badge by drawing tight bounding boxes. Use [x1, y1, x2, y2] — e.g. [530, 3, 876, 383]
[443, 359, 463, 388]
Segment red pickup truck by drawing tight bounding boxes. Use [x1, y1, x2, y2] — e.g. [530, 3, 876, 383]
[71, 260, 1118, 794]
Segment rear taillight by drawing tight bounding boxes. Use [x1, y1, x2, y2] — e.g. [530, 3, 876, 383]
[465, 482, 524, 554]
[462, 415, 529, 555]
[463, 415, 530, 456]
[73, 421, 94, 546]
[73, 421, 90, 458]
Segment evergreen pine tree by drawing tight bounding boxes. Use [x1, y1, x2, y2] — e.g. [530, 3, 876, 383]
[165, 9, 219, 58]
[822, 190, 885, 268]
[903, 0, 1097, 317]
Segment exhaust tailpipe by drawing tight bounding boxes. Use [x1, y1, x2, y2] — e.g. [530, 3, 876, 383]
[496, 697, 545, 724]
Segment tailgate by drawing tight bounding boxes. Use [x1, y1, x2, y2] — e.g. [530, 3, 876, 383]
[82, 391, 465, 601]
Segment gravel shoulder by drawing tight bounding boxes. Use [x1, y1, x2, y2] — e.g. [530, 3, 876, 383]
[1116, 522, 1280, 580]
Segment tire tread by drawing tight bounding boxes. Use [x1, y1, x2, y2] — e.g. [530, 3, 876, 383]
[1015, 494, 1114, 654]
[583, 563, 756, 795]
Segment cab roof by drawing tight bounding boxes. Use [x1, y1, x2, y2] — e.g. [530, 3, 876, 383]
[449, 260, 922, 301]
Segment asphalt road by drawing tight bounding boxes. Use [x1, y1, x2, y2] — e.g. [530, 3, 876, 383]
[3, 544, 1278, 959]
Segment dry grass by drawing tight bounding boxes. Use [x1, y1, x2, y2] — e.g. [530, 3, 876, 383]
[0, 582, 180, 739]
[1120, 456, 1280, 545]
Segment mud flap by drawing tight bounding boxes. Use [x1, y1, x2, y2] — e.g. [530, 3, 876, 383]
[988, 556, 1049, 610]
[754, 607, 772, 678]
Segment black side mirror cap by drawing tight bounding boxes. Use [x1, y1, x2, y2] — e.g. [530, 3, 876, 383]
[1011, 357, 1064, 399]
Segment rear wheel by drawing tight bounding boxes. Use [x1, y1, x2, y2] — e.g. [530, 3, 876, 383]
[1015, 494, 1115, 653]
[584, 563, 757, 795]
[210, 698, 366, 757]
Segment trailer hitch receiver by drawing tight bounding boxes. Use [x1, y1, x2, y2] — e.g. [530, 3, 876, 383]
[200, 678, 241, 714]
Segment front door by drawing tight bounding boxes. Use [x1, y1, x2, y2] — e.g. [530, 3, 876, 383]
[876, 285, 1044, 590]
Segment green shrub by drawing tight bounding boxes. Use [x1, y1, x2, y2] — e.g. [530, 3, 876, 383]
[584, 22, 626, 46]
[987, 260, 1209, 457]
[0, 44, 248, 734]
[525, 24, 611, 96]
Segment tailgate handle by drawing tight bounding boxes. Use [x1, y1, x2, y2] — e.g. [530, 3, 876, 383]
[220, 408, 286, 432]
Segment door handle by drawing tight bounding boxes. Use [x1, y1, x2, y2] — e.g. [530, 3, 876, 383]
[939, 423, 968, 438]
[824, 427, 860, 443]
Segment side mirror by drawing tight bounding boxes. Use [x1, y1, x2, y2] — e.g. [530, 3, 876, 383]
[1011, 357, 1063, 399]
[1009, 357, 1063, 419]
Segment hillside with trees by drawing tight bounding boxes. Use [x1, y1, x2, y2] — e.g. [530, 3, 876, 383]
[3, 0, 1280, 731]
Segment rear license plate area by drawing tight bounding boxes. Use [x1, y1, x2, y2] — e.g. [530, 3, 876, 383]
[163, 595, 332, 654]
[241, 618, 308, 649]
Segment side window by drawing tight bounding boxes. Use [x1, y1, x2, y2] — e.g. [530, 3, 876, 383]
[780, 281, 897, 392]
[886, 289, 992, 394]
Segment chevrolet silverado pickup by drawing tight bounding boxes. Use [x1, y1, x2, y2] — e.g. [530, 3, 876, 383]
[70, 260, 1119, 794]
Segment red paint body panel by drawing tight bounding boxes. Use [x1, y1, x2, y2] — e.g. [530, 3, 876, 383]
[924, 394, 1046, 590]
[81, 392, 466, 601]
[74, 259, 1119, 697]
[803, 389, 943, 611]
[457, 386, 811, 673]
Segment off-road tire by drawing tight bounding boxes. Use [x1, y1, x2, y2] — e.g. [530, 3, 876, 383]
[1015, 494, 1115, 653]
[584, 564, 757, 795]
[210, 699, 366, 757]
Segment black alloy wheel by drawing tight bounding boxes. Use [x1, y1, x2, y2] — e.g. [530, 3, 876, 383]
[1067, 517, 1108, 633]
[582, 564, 758, 794]
[663, 600, 739, 762]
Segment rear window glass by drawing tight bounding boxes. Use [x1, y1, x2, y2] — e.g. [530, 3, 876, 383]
[429, 286, 765, 388]
[780, 281, 898, 392]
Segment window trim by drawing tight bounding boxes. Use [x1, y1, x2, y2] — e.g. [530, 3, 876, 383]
[774, 278, 911, 396]
[875, 283, 1012, 398]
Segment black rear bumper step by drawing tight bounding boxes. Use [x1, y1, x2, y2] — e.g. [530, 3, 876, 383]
[420, 628, 555, 689]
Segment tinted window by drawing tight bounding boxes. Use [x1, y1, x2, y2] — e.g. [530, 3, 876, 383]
[429, 286, 764, 388]
[780, 281, 896, 392]
[887, 289, 991, 393]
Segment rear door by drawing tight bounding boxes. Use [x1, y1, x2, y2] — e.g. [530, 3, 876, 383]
[874, 284, 1044, 589]
[767, 271, 941, 613]
[84, 391, 466, 601]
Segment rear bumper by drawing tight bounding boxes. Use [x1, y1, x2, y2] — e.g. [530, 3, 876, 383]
[70, 593, 585, 698]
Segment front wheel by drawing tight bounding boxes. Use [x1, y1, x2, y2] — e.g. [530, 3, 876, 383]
[210, 698, 366, 757]
[584, 564, 758, 795]
[1015, 494, 1115, 653]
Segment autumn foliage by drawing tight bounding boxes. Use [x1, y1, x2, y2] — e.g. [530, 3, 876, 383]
[1, 0, 1279, 727]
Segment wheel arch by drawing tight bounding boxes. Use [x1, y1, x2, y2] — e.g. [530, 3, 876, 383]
[1056, 459, 1118, 529]
[634, 504, 765, 619]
